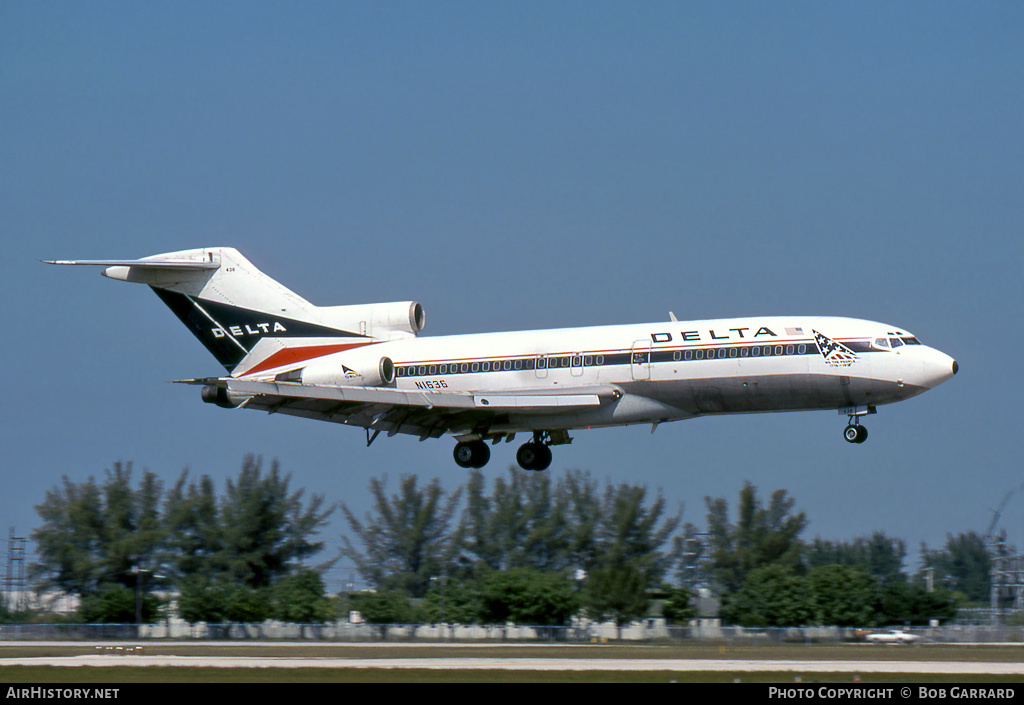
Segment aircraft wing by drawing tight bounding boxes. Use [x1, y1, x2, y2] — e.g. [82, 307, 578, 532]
[179, 378, 623, 441]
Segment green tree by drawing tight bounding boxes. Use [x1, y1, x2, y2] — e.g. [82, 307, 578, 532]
[162, 471, 222, 582]
[807, 564, 875, 626]
[595, 481, 681, 584]
[31, 462, 167, 621]
[341, 474, 463, 597]
[581, 560, 651, 624]
[169, 457, 334, 624]
[706, 481, 807, 596]
[348, 590, 419, 629]
[33, 456, 334, 624]
[873, 580, 958, 625]
[219, 455, 334, 588]
[271, 569, 333, 623]
[806, 532, 907, 586]
[31, 475, 104, 597]
[658, 585, 696, 624]
[478, 566, 579, 626]
[463, 469, 569, 572]
[177, 577, 272, 624]
[573, 479, 682, 624]
[721, 563, 811, 627]
[920, 531, 991, 603]
[78, 584, 164, 624]
[421, 574, 485, 625]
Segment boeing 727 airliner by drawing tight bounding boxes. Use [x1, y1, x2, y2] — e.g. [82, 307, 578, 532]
[47, 247, 958, 471]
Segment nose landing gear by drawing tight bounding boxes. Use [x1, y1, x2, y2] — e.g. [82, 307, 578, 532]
[841, 405, 874, 444]
[843, 422, 868, 444]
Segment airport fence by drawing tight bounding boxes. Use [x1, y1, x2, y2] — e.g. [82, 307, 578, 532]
[2, 620, 1024, 643]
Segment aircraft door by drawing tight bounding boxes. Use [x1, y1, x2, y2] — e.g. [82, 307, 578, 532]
[631, 341, 651, 380]
[535, 354, 548, 379]
[570, 352, 584, 377]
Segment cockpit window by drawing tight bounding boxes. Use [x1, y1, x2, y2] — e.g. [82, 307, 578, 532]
[874, 338, 889, 349]
[889, 337, 904, 348]
[901, 336, 921, 345]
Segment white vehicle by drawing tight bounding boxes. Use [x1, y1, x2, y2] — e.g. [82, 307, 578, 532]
[865, 629, 921, 644]
[48, 247, 958, 471]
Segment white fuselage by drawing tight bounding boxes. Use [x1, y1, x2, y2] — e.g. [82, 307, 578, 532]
[277, 315, 957, 436]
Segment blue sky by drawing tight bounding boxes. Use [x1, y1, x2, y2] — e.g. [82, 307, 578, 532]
[3, 2, 1021, 591]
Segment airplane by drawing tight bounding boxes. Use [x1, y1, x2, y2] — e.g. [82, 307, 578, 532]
[47, 247, 958, 471]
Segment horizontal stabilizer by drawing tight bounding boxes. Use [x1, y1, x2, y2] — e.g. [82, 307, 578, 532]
[44, 258, 220, 270]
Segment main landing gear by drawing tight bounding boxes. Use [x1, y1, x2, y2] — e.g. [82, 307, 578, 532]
[453, 440, 490, 469]
[516, 440, 552, 472]
[453, 431, 566, 471]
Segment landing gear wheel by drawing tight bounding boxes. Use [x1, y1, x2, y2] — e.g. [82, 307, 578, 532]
[843, 424, 868, 444]
[516, 442, 552, 471]
[453, 440, 490, 468]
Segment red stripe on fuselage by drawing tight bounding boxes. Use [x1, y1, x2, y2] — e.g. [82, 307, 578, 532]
[244, 342, 376, 375]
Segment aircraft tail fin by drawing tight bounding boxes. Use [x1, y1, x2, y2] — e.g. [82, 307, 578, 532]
[46, 247, 424, 374]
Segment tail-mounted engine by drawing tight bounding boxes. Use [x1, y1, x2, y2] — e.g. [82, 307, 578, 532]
[298, 352, 396, 388]
[201, 384, 248, 409]
[317, 301, 425, 339]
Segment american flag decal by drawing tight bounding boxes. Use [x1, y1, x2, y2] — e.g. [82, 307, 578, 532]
[813, 330, 858, 367]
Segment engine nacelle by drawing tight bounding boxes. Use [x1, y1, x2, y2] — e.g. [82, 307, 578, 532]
[300, 354, 396, 388]
[317, 301, 425, 339]
[201, 384, 250, 409]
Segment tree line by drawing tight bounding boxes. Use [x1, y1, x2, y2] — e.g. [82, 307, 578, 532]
[28, 456, 334, 623]
[22, 457, 998, 627]
[340, 472, 994, 627]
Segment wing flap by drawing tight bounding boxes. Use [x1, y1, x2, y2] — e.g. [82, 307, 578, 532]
[177, 378, 623, 437]
[192, 379, 621, 412]
[225, 379, 478, 409]
[473, 393, 604, 409]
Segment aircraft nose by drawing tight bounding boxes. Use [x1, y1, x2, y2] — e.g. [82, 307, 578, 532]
[916, 349, 958, 389]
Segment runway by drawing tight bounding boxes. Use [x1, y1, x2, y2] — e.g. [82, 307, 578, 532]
[4, 654, 1024, 675]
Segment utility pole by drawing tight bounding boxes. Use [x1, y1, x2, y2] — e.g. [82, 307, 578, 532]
[5, 528, 26, 613]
